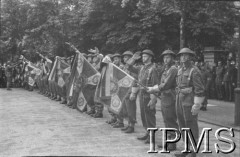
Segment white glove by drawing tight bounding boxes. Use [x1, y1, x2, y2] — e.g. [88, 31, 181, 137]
[147, 85, 159, 93]
[191, 103, 201, 115]
[147, 94, 157, 109]
[192, 96, 205, 115]
[130, 93, 137, 101]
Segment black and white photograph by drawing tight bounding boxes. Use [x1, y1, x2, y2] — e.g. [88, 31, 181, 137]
[0, 0, 240, 156]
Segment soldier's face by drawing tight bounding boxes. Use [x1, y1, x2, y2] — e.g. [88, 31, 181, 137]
[163, 55, 172, 65]
[123, 55, 131, 64]
[113, 57, 121, 65]
[93, 57, 98, 62]
[87, 57, 92, 62]
[142, 54, 151, 64]
[180, 54, 190, 63]
[218, 62, 222, 66]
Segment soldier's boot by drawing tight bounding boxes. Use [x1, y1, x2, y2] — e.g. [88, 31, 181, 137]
[53, 95, 58, 100]
[87, 109, 95, 115]
[125, 123, 135, 133]
[106, 117, 117, 124]
[112, 119, 124, 128]
[51, 94, 57, 100]
[121, 122, 130, 131]
[44, 91, 48, 96]
[93, 106, 103, 118]
[144, 135, 150, 144]
[93, 112, 103, 118]
[137, 132, 149, 141]
[56, 95, 61, 101]
[67, 100, 72, 107]
[60, 97, 67, 104]
[49, 93, 52, 98]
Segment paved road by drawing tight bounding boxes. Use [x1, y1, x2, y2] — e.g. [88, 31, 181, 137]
[0, 88, 239, 157]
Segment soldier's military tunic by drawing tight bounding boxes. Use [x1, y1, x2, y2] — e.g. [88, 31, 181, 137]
[176, 65, 205, 143]
[120, 64, 138, 125]
[158, 63, 178, 138]
[129, 63, 159, 129]
[93, 58, 104, 114]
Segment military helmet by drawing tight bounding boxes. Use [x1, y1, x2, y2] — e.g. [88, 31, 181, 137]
[177, 48, 195, 56]
[161, 50, 175, 57]
[111, 53, 121, 58]
[122, 51, 133, 57]
[141, 49, 154, 57]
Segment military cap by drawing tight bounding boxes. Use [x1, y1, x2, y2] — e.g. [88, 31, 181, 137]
[177, 48, 195, 56]
[141, 49, 154, 56]
[122, 51, 133, 57]
[111, 53, 121, 58]
[160, 50, 176, 57]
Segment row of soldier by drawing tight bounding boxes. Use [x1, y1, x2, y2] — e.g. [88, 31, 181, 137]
[0, 61, 24, 90]
[35, 47, 204, 157]
[2, 47, 206, 157]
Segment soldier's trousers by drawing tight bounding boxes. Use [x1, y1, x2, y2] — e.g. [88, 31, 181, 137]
[139, 91, 156, 130]
[61, 84, 67, 99]
[215, 82, 223, 99]
[176, 95, 199, 145]
[224, 81, 232, 101]
[6, 76, 11, 89]
[93, 94, 104, 113]
[95, 103, 104, 113]
[121, 94, 136, 125]
[161, 95, 178, 138]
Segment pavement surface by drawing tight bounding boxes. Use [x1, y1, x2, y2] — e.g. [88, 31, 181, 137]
[0, 88, 240, 157]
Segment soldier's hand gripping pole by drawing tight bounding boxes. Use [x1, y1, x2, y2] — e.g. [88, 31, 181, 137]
[135, 81, 161, 99]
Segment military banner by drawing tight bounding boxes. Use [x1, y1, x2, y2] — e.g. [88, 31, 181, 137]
[56, 57, 71, 88]
[26, 62, 41, 86]
[67, 52, 100, 111]
[96, 62, 134, 114]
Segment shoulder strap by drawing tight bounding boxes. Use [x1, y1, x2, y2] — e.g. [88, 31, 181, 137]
[147, 64, 155, 80]
[187, 67, 195, 87]
[188, 68, 194, 81]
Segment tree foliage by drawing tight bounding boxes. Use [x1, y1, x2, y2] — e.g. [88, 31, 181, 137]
[0, 0, 239, 63]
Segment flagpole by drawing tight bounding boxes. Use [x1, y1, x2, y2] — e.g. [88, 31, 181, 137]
[111, 63, 161, 99]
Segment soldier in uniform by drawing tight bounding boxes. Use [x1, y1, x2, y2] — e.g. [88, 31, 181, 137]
[223, 60, 234, 101]
[87, 54, 93, 64]
[118, 51, 138, 133]
[175, 48, 205, 157]
[147, 50, 179, 150]
[108, 53, 125, 128]
[215, 61, 224, 100]
[85, 53, 101, 116]
[5, 61, 13, 90]
[91, 53, 104, 118]
[127, 49, 158, 144]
